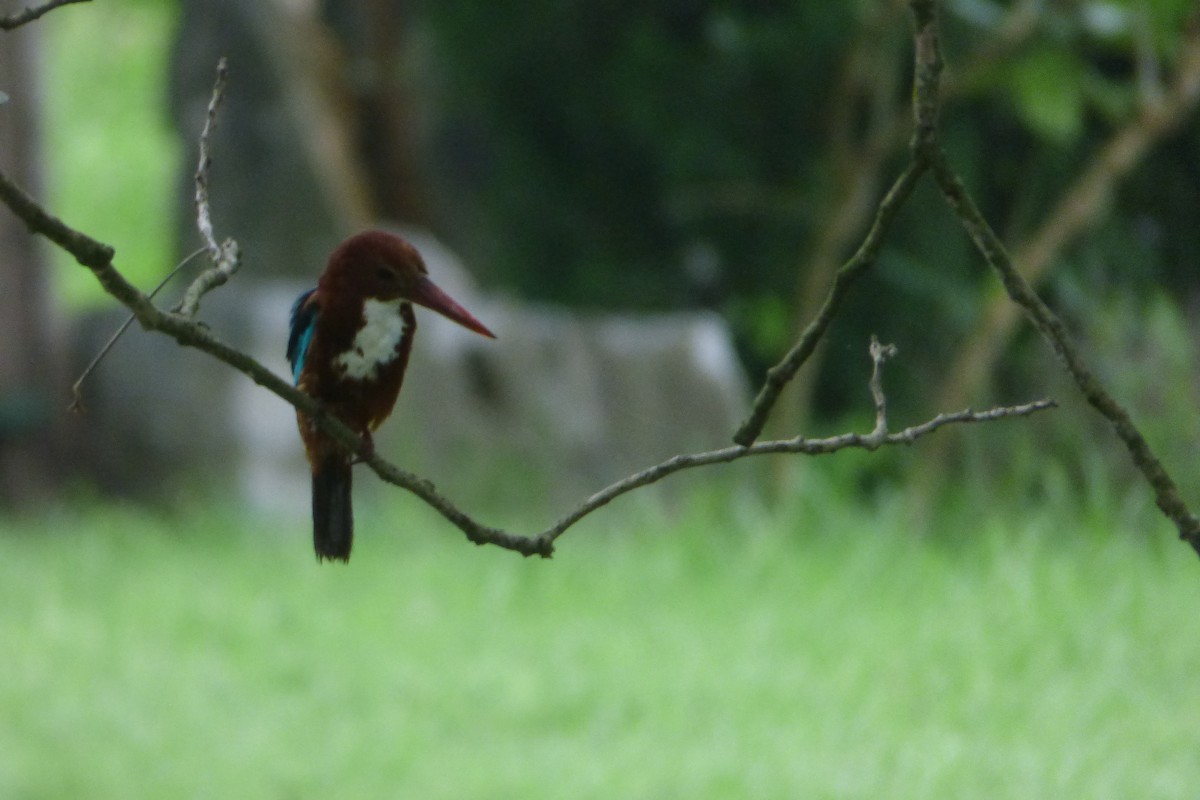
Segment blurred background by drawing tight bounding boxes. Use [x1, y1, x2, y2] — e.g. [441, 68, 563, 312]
[3, 0, 1200, 796]
[2, 0, 1198, 515]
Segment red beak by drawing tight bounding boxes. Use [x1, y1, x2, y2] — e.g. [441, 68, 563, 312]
[408, 276, 496, 339]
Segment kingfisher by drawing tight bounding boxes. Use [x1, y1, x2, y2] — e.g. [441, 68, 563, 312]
[286, 230, 495, 562]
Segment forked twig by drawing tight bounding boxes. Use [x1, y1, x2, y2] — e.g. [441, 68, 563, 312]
[733, 162, 925, 445]
[62, 58, 238, 410]
[177, 57, 239, 317]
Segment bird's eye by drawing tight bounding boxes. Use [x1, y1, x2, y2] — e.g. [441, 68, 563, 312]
[376, 266, 395, 282]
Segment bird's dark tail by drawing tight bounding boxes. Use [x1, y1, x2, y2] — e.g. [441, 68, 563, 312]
[312, 456, 353, 562]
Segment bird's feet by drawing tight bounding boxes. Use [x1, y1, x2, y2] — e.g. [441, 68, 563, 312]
[353, 431, 376, 464]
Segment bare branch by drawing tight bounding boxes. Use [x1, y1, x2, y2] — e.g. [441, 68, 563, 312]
[192, 58, 229, 262]
[906, 0, 1200, 553]
[933, 20, 1200, 413]
[927, 148, 1200, 554]
[177, 57, 239, 317]
[540, 359, 1054, 552]
[866, 336, 898, 442]
[0, 167, 533, 551]
[732, 3, 954, 449]
[0, 169, 147, 313]
[733, 160, 925, 446]
[909, 0, 944, 150]
[777, 7, 909, 433]
[0, 0, 88, 30]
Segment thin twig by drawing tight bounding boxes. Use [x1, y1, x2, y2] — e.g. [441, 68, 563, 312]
[0, 169, 141, 308]
[731, 2, 950, 449]
[778, 7, 907, 432]
[866, 336, 898, 442]
[0, 0, 88, 30]
[732, 160, 925, 446]
[193, 58, 227, 263]
[69, 247, 208, 413]
[535, 352, 1051, 554]
[177, 57, 239, 317]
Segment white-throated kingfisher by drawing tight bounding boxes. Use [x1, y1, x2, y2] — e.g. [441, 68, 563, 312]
[287, 230, 495, 562]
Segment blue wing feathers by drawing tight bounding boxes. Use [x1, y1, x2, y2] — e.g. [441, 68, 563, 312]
[287, 289, 317, 384]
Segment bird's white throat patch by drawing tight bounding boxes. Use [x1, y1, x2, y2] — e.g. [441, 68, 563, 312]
[334, 298, 410, 381]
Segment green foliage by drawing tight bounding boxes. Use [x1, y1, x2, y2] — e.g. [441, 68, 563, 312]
[42, 0, 179, 309]
[419, 1, 1199, 418]
[422, 2, 855, 311]
[2, 491, 1198, 798]
[1008, 46, 1087, 144]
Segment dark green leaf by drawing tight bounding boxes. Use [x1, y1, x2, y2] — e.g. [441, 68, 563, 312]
[1009, 47, 1086, 144]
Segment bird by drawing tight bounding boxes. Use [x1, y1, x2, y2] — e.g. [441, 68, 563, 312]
[286, 230, 495, 562]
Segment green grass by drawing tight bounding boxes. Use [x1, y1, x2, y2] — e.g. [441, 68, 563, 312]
[1, 485, 1199, 799]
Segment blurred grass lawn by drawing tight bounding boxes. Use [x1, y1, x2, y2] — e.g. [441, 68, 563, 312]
[2, 481, 1198, 799]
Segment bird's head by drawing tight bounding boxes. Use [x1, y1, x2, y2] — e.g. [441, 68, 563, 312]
[322, 230, 495, 339]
